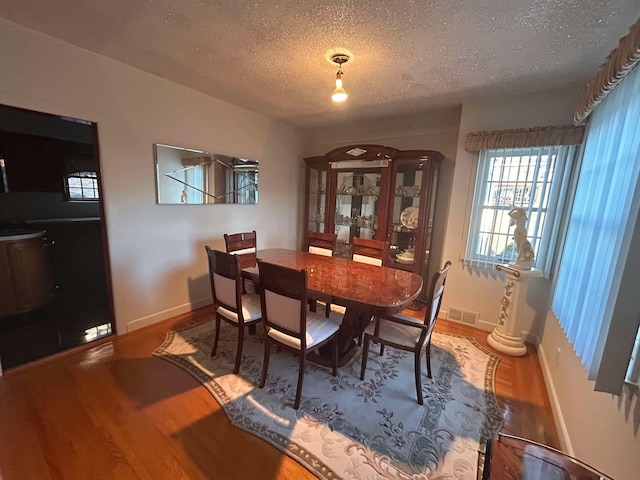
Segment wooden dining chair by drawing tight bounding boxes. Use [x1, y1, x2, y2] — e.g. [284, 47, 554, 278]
[348, 236, 388, 342]
[205, 246, 263, 374]
[224, 230, 257, 292]
[307, 231, 337, 256]
[306, 231, 338, 316]
[352, 236, 387, 266]
[360, 260, 452, 405]
[480, 432, 613, 480]
[257, 259, 342, 410]
[224, 230, 257, 268]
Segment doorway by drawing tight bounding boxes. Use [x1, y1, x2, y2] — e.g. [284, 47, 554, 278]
[0, 104, 114, 372]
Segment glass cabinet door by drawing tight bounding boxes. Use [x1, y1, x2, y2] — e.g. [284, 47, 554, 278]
[333, 168, 384, 258]
[307, 165, 328, 235]
[387, 161, 425, 269]
[304, 146, 443, 308]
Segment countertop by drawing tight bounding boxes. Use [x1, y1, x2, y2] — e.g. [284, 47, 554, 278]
[25, 217, 101, 224]
[0, 230, 46, 242]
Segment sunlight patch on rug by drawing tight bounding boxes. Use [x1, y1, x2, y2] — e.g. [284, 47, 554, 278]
[153, 321, 503, 479]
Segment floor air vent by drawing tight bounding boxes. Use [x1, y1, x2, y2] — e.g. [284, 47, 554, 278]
[447, 307, 479, 324]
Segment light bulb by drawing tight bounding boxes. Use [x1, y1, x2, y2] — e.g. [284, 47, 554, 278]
[332, 74, 348, 102]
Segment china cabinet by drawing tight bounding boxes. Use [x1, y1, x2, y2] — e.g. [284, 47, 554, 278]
[303, 145, 443, 286]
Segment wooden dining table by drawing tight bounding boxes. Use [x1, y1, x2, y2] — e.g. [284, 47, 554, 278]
[242, 248, 423, 366]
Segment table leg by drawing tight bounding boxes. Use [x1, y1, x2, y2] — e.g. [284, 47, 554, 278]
[312, 308, 373, 367]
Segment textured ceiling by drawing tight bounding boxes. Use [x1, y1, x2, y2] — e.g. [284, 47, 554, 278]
[1, 1, 639, 129]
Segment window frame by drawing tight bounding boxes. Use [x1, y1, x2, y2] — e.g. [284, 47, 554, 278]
[64, 170, 99, 201]
[464, 145, 576, 276]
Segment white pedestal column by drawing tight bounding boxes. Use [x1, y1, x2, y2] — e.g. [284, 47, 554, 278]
[487, 265, 543, 356]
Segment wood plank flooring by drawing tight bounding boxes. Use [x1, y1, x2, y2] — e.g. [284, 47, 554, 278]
[0, 306, 559, 479]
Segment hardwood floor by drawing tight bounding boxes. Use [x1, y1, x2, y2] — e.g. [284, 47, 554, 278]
[0, 306, 559, 479]
[430, 317, 560, 448]
[0, 274, 112, 369]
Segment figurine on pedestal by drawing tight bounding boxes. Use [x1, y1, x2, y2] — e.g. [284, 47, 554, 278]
[487, 207, 541, 356]
[508, 207, 535, 270]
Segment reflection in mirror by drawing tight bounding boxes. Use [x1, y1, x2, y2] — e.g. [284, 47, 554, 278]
[154, 143, 258, 204]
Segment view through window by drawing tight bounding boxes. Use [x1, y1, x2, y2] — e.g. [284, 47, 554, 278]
[65, 171, 99, 200]
[465, 145, 574, 275]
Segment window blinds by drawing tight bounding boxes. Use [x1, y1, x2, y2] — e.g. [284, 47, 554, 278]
[552, 64, 640, 393]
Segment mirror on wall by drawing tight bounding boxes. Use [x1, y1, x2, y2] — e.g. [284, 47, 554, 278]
[154, 143, 259, 204]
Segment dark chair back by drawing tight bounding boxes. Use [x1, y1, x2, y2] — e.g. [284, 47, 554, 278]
[205, 246, 243, 317]
[307, 231, 337, 256]
[257, 259, 309, 348]
[352, 237, 387, 266]
[224, 230, 257, 268]
[419, 260, 452, 345]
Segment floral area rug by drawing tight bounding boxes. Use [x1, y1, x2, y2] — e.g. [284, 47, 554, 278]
[153, 320, 503, 479]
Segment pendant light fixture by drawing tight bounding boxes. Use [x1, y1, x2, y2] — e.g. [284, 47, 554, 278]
[331, 54, 350, 102]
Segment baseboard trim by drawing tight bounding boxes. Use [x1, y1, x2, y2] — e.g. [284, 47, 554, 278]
[126, 297, 212, 333]
[523, 332, 540, 346]
[538, 344, 574, 455]
[476, 319, 497, 332]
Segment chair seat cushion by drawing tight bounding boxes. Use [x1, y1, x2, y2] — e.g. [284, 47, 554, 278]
[217, 293, 262, 324]
[364, 313, 429, 348]
[268, 310, 342, 349]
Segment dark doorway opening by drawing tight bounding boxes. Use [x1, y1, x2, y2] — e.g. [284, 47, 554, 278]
[0, 104, 114, 372]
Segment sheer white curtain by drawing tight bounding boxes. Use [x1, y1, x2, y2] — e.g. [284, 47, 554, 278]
[184, 166, 205, 204]
[552, 64, 640, 394]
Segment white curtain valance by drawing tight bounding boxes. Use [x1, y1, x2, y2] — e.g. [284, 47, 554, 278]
[575, 16, 640, 124]
[464, 125, 585, 153]
[181, 155, 212, 167]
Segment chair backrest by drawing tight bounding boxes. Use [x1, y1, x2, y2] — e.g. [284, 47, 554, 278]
[205, 246, 243, 315]
[224, 230, 257, 268]
[307, 231, 336, 257]
[420, 260, 452, 343]
[257, 259, 308, 347]
[352, 237, 387, 266]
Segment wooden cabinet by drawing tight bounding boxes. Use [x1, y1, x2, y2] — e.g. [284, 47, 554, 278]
[303, 145, 443, 281]
[0, 231, 55, 317]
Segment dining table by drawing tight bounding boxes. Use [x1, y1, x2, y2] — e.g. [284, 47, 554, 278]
[242, 248, 423, 366]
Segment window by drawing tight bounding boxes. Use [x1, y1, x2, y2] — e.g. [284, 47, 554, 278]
[465, 145, 576, 275]
[182, 165, 206, 204]
[65, 171, 99, 200]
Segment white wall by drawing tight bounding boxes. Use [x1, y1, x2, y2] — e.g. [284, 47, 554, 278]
[538, 196, 640, 479]
[539, 314, 640, 479]
[0, 18, 307, 334]
[441, 87, 581, 339]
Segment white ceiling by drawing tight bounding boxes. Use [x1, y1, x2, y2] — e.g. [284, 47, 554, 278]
[1, 1, 638, 129]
